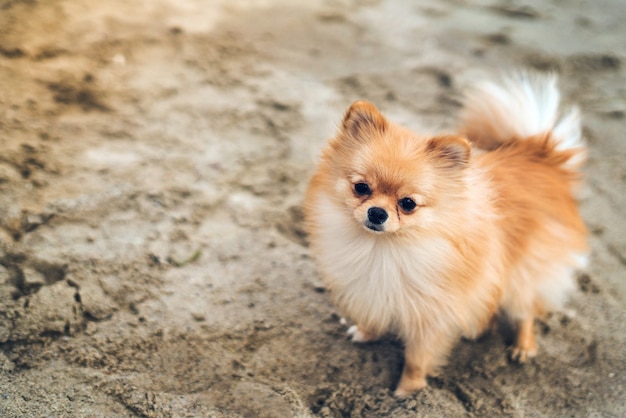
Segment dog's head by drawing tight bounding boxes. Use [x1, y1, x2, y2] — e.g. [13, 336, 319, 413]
[327, 101, 471, 235]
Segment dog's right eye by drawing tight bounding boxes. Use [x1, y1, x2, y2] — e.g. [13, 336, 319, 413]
[354, 183, 371, 196]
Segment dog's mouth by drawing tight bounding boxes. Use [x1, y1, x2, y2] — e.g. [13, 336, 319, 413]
[363, 221, 385, 233]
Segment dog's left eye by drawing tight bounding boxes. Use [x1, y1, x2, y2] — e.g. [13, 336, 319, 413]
[398, 197, 417, 213]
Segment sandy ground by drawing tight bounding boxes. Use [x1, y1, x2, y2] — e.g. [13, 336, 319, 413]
[0, 0, 624, 416]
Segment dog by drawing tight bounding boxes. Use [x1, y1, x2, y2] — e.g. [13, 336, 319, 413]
[304, 73, 588, 396]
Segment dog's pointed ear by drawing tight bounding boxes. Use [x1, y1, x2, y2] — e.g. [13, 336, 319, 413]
[341, 101, 388, 140]
[426, 135, 471, 169]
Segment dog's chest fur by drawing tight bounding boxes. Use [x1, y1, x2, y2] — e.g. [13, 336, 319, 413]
[311, 194, 456, 334]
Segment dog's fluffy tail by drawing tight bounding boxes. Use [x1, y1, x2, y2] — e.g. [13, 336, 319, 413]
[459, 73, 585, 170]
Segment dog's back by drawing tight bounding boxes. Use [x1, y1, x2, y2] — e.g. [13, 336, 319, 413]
[460, 73, 588, 362]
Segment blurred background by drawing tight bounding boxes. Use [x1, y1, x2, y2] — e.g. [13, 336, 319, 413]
[0, 1, 624, 416]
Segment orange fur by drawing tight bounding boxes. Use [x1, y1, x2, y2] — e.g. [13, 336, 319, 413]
[304, 76, 588, 396]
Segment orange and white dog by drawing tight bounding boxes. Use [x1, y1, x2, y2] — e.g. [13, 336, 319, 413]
[304, 73, 588, 396]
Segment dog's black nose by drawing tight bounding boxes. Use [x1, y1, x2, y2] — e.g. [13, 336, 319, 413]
[367, 207, 388, 225]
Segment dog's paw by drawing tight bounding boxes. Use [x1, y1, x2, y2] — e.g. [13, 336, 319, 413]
[393, 377, 427, 397]
[510, 345, 537, 363]
[347, 325, 377, 343]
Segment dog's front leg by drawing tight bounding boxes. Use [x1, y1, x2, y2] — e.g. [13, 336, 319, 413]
[394, 330, 455, 397]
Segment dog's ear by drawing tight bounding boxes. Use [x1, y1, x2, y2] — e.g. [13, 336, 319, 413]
[340, 101, 388, 141]
[426, 135, 471, 169]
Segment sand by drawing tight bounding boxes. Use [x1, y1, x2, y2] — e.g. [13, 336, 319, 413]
[0, 0, 624, 416]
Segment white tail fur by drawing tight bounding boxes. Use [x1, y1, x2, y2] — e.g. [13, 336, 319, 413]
[460, 73, 585, 169]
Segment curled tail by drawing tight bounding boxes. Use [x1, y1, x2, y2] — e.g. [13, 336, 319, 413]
[459, 73, 585, 170]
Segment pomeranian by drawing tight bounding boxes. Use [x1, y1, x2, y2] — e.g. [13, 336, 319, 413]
[304, 73, 588, 397]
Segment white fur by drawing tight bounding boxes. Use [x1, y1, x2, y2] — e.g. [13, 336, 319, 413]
[315, 195, 454, 334]
[347, 325, 373, 342]
[462, 73, 585, 169]
[502, 252, 576, 321]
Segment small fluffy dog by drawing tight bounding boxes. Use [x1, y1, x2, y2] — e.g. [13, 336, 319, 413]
[304, 73, 588, 396]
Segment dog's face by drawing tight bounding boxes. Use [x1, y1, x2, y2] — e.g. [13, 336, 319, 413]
[328, 101, 470, 235]
[343, 165, 428, 234]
